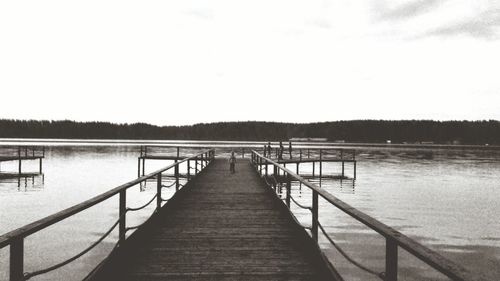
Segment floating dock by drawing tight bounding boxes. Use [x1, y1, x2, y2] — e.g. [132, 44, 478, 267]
[0, 146, 45, 187]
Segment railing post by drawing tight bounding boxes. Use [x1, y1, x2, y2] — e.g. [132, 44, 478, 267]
[385, 238, 398, 281]
[259, 157, 262, 176]
[285, 173, 291, 208]
[265, 159, 268, 177]
[187, 160, 191, 180]
[156, 173, 162, 212]
[119, 190, 126, 245]
[10, 238, 23, 281]
[312, 190, 318, 242]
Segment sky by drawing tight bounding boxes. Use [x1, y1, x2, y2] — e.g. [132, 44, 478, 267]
[0, 0, 499, 126]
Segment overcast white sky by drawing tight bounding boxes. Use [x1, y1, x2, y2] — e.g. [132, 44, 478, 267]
[1, 0, 499, 125]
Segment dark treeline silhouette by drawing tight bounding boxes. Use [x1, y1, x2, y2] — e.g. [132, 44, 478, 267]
[0, 119, 499, 144]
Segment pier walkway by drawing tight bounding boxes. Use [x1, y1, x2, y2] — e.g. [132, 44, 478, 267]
[90, 159, 338, 280]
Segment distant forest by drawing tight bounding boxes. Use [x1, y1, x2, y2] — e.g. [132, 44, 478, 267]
[0, 119, 499, 144]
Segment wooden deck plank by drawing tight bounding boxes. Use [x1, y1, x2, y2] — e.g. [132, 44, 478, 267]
[90, 159, 339, 281]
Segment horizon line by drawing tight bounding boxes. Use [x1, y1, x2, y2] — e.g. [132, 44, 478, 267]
[1, 118, 499, 127]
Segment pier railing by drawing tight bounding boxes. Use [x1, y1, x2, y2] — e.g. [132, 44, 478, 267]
[251, 150, 485, 281]
[0, 149, 215, 281]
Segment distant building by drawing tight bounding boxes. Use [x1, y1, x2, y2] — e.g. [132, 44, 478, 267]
[289, 138, 328, 142]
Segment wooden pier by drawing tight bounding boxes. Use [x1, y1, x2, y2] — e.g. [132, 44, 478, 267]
[0, 146, 45, 187]
[90, 159, 339, 280]
[0, 148, 487, 281]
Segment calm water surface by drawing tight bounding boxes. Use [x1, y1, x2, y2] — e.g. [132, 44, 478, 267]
[0, 142, 499, 280]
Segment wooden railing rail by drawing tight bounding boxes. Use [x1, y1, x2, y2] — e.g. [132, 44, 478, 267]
[251, 150, 486, 281]
[0, 149, 215, 281]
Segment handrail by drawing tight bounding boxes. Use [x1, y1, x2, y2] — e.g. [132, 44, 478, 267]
[0, 148, 215, 281]
[251, 150, 487, 281]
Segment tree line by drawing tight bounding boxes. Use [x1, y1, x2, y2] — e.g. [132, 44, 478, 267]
[0, 119, 499, 144]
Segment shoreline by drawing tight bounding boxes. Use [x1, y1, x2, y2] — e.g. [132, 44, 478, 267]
[0, 138, 498, 150]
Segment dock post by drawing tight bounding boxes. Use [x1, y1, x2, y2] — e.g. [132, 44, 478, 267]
[265, 160, 268, 177]
[119, 190, 126, 245]
[312, 190, 318, 242]
[137, 158, 141, 178]
[175, 161, 179, 191]
[296, 163, 299, 175]
[273, 165, 278, 192]
[319, 149, 322, 186]
[17, 146, 21, 175]
[299, 149, 302, 160]
[312, 161, 315, 176]
[354, 161, 357, 179]
[39, 158, 43, 174]
[156, 173, 162, 212]
[285, 173, 291, 209]
[385, 238, 398, 281]
[10, 238, 24, 281]
[141, 158, 145, 176]
[187, 160, 191, 180]
[342, 162, 345, 177]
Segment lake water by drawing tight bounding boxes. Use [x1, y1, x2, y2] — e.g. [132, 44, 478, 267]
[0, 141, 499, 280]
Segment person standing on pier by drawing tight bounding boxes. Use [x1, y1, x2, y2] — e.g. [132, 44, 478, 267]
[229, 151, 236, 173]
[266, 142, 272, 157]
[288, 141, 293, 159]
